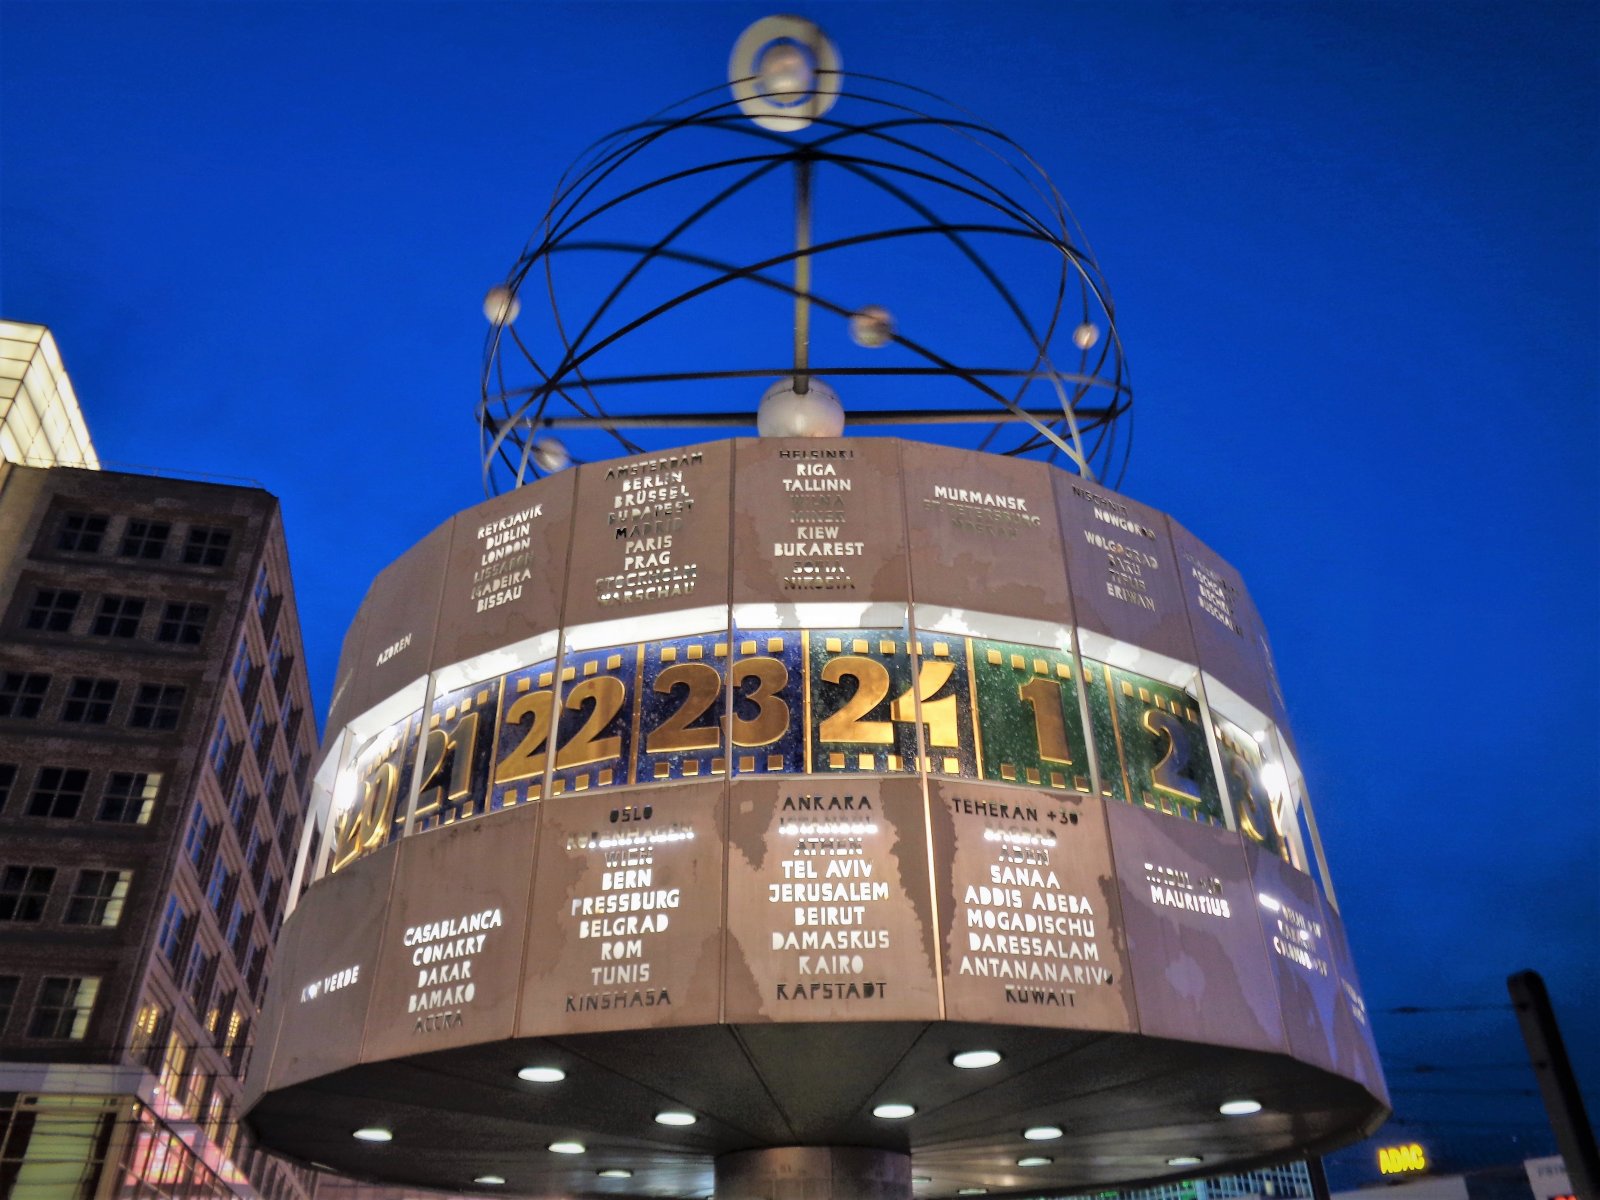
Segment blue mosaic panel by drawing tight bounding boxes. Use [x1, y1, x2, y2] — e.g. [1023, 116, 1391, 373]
[413, 677, 501, 832]
[550, 642, 640, 796]
[488, 657, 559, 810]
[729, 630, 805, 776]
[807, 627, 921, 775]
[634, 632, 729, 784]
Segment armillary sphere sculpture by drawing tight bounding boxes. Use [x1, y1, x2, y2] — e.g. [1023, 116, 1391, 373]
[478, 13, 1132, 494]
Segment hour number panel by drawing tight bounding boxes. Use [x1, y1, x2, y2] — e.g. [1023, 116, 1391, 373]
[329, 710, 421, 874]
[414, 679, 501, 832]
[730, 631, 805, 776]
[550, 645, 640, 796]
[489, 658, 559, 809]
[1085, 662, 1223, 825]
[971, 640, 1091, 793]
[1214, 716, 1291, 863]
[635, 634, 728, 783]
[808, 629, 967, 775]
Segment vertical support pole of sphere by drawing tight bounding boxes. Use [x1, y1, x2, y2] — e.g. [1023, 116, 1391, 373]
[793, 154, 813, 396]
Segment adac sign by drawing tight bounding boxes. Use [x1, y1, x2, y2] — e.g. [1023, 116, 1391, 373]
[1378, 1144, 1429, 1176]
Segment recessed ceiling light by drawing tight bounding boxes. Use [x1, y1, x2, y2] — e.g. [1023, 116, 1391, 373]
[951, 1050, 1003, 1070]
[549, 1141, 586, 1155]
[1023, 1126, 1063, 1141]
[519, 1066, 566, 1083]
[913, 1177, 932, 1185]
[598, 1169, 634, 1179]
[352, 1127, 392, 1143]
[1219, 1099, 1262, 1116]
[655, 1111, 697, 1126]
[873, 1102, 916, 1119]
[1017, 1156, 1052, 1167]
[474, 1176, 506, 1186]
[959, 1189, 988, 1195]
[1167, 1156, 1203, 1168]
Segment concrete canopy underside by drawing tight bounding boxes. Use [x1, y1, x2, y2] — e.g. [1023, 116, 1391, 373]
[247, 1020, 1385, 1197]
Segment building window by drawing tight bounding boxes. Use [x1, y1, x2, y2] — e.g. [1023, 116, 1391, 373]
[90, 594, 145, 638]
[248, 703, 269, 757]
[99, 771, 160, 824]
[224, 899, 249, 955]
[262, 874, 284, 933]
[258, 863, 279, 907]
[57, 511, 109, 553]
[205, 860, 233, 916]
[156, 600, 209, 645]
[118, 518, 170, 560]
[275, 806, 299, 858]
[27, 976, 99, 1039]
[129, 682, 185, 730]
[159, 1029, 191, 1111]
[0, 865, 55, 921]
[207, 988, 233, 1039]
[25, 587, 80, 632]
[231, 643, 255, 698]
[244, 828, 266, 883]
[0, 764, 15, 813]
[235, 928, 256, 977]
[227, 1013, 251, 1074]
[254, 566, 273, 617]
[208, 719, 234, 781]
[228, 780, 255, 835]
[27, 767, 89, 819]
[246, 942, 269, 998]
[183, 807, 214, 871]
[262, 763, 282, 815]
[61, 676, 117, 724]
[129, 999, 165, 1062]
[181, 525, 232, 566]
[0, 671, 50, 719]
[155, 896, 191, 965]
[0, 975, 18, 1034]
[183, 946, 217, 1013]
[64, 869, 132, 927]
[204, 1090, 228, 1148]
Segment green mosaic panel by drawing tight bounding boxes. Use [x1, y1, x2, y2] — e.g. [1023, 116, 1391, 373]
[970, 639, 1091, 792]
[1085, 659, 1223, 825]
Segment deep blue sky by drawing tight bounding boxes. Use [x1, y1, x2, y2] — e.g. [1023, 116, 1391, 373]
[3, 1, 1596, 1189]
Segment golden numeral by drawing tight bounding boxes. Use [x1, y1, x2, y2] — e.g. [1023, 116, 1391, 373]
[494, 689, 553, 783]
[819, 655, 895, 745]
[1141, 707, 1203, 807]
[1019, 677, 1074, 765]
[732, 655, 790, 747]
[1223, 739, 1279, 851]
[416, 710, 482, 820]
[646, 661, 722, 754]
[890, 659, 960, 748]
[820, 655, 962, 748]
[555, 676, 626, 769]
[331, 760, 397, 871]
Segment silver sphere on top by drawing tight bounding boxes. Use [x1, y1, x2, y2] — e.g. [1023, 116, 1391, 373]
[758, 42, 814, 99]
[757, 378, 844, 438]
[729, 14, 841, 131]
